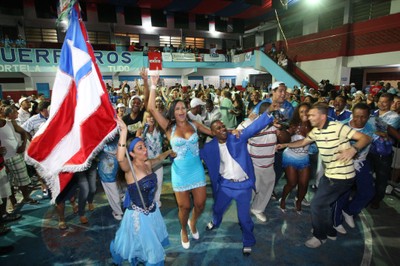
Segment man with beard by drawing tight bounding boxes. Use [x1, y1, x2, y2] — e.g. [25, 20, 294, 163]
[277, 103, 371, 248]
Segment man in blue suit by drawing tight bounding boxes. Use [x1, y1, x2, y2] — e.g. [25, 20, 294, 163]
[200, 112, 273, 255]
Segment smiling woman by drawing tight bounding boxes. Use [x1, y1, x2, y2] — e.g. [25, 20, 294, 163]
[147, 72, 212, 249]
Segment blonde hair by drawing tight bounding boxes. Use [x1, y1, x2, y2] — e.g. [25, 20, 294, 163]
[142, 111, 160, 130]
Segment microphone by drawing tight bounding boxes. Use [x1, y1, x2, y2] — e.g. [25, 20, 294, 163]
[142, 123, 150, 140]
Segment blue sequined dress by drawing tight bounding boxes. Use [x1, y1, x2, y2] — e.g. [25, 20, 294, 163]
[170, 123, 206, 191]
[110, 173, 169, 266]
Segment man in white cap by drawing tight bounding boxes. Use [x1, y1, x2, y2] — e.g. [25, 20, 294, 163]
[17, 97, 31, 124]
[251, 81, 294, 199]
[188, 97, 205, 123]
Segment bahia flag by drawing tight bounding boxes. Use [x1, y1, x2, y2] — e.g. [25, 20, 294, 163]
[25, 3, 117, 199]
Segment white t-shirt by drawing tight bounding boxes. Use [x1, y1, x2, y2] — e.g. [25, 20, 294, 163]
[187, 111, 203, 123]
[0, 121, 19, 159]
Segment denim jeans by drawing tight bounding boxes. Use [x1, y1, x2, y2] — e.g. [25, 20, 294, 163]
[76, 163, 97, 216]
[311, 175, 354, 240]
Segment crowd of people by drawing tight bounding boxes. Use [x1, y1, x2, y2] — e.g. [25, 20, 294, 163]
[1, 72, 399, 263]
[0, 34, 26, 48]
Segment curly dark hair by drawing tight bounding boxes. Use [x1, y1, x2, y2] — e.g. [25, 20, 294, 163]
[289, 102, 312, 127]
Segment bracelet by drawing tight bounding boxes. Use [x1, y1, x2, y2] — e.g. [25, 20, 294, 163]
[150, 85, 157, 90]
[118, 143, 126, 147]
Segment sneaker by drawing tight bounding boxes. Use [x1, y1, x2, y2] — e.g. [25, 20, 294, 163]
[205, 221, 216, 231]
[305, 237, 326, 248]
[242, 247, 252, 256]
[342, 211, 355, 228]
[333, 224, 347, 234]
[250, 209, 267, 222]
[271, 191, 278, 201]
[327, 235, 337, 241]
[385, 185, 393, 195]
[302, 198, 311, 207]
[1, 213, 22, 223]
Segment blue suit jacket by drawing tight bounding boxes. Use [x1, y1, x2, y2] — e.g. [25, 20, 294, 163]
[200, 112, 274, 198]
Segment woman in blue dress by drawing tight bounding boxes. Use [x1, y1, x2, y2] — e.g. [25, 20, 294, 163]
[110, 117, 174, 266]
[148, 74, 212, 249]
[280, 102, 312, 214]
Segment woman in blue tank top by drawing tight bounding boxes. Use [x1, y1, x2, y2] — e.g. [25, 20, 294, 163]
[148, 74, 212, 249]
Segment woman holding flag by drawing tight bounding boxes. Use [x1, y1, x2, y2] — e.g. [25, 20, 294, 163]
[110, 117, 174, 266]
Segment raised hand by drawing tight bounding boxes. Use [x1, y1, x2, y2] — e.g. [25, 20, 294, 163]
[150, 72, 159, 87]
[140, 67, 148, 80]
[116, 116, 127, 132]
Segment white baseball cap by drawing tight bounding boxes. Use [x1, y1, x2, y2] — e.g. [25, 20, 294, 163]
[190, 97, 205, 108]
[272, 81, 286, 90]
[18, 97, 30, 107]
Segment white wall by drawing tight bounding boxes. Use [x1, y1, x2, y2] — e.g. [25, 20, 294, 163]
[297, 51, 400, 86]
[297, 58, 342, 86]
[302, 14, 318, 35]
[346, 51, 400, 68]
[390, 0, 400, 14]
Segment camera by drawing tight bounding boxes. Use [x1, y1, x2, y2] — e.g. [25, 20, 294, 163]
[270, 110, 289, 130]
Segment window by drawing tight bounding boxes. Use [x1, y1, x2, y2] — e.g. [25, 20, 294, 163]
[264, 28, 277, 44]
[174, 12, 189, 29]
[185, 37, 205, 49]
[124, 7, 141, 25]
[160, 36, 182, 47]
[0, 26, 18, 40]
[151, 9, 167, 28]
[0, 0, 23, 16]
[196, 15, 209, 31]
[34, 0, 57, 19]
[115, 33, 140, 45]
[243, 35, 255, 50]
[25, 28, 58, 43]
[87, 31, 110, 44]
[97, 3, 117, 23]
[318, 7, 344, 32]
[281, 20, 303, 39]
[352, 0, 391, 23]
[215, 17, 228, 32]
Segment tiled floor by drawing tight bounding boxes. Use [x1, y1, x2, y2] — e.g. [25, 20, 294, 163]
[0, 162, 399, 265]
